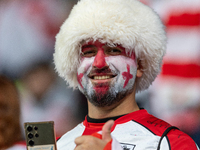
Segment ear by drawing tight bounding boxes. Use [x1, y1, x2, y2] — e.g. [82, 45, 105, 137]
[136, 59, 143, 78]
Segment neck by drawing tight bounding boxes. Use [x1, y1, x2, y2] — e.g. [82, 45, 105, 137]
[87, 88, 139, 119]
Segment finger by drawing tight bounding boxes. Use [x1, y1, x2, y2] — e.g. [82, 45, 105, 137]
[74, 136, 85, 145]
[75, 135, 107, 150]
[75, 135, 100, 145]
[102, 120, 114, 142]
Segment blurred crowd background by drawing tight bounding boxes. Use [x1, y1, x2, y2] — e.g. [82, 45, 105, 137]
[0, 0, 199, 149]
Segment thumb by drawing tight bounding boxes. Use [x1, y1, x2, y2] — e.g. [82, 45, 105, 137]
[102, 120, 114, 143]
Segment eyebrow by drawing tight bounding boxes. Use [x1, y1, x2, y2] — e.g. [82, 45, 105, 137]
[81, 44, 95, 49]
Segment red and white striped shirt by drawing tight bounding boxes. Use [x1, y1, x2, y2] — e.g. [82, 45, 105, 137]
[57, 109, 199, 150]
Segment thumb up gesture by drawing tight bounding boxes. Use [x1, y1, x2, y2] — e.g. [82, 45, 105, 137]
[74, 120, 114, 150]
[102, 120, 114, 142]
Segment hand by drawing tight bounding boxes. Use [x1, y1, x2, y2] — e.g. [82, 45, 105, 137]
[74, 120, 114, 150]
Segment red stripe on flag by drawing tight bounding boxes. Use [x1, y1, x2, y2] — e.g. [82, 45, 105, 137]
[166, 13, 200, 27]
[161, 63, 200, 78]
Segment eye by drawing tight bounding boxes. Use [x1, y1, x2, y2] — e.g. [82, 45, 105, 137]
[106, 48, 122, 55]
[81, 49, 96, 57]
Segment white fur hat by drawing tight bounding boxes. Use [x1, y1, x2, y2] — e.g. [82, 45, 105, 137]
[54, 0, 167, 92]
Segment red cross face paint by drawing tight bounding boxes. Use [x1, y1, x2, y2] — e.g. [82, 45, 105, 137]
[77, 41, 137, 107]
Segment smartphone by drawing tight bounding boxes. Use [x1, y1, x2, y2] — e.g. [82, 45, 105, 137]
[24, 121, 57, 150]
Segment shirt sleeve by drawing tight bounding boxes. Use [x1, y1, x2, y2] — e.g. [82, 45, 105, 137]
[160, 129, 200, 150]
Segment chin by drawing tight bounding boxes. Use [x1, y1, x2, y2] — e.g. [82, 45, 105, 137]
[84, 86, 133, 107]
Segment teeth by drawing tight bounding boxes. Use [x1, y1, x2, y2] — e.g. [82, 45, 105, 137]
[94, 76, 111, 80]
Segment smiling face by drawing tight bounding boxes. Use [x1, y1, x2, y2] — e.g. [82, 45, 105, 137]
[77, 40, 138, 107]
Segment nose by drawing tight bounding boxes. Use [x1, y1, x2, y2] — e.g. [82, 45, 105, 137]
[92, 49, 107, 69]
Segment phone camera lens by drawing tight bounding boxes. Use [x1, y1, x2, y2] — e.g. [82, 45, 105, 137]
[27, 126, 33, 132]
[28, 133, 34, 139]
[35, 133, 39, 138]
[28, 140, 34, 146]
[34, 126, 38, 130]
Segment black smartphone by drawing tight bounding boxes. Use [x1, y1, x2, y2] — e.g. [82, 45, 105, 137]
[24, 121, 57, 150]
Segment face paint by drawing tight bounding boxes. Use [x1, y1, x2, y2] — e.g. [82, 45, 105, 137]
[122, 64, 133, 88]
[105, 55, 137, 93]
[92, 48, 107, 69]
[77, 41, 137, 107]
[77, 73, 84, 88]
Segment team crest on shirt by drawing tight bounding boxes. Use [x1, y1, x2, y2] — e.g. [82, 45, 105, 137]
[120, 143, 136, 150]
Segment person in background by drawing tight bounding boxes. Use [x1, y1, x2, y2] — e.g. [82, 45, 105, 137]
[53, 0, 199, 149]
[18, 62, 85, 138]
[0, 75, 26, 150]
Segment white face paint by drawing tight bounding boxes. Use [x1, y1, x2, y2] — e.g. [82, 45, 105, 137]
[77, 57, 95, 94]
[77, 41, 137, 107]
[105, 55, 137, 93]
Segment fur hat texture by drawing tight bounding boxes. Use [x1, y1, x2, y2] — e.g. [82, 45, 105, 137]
[54, 0, 167, 92]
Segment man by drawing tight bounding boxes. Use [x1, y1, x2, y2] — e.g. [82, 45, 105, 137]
[53, 0, 199, 149]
